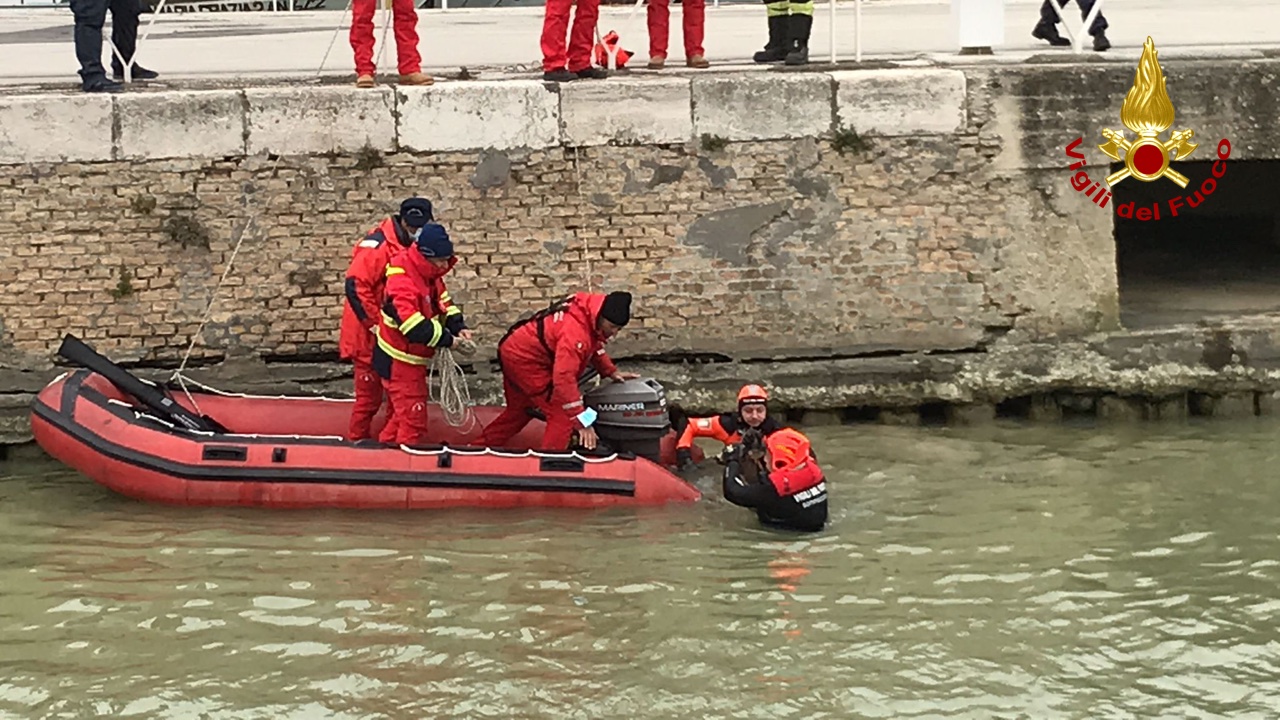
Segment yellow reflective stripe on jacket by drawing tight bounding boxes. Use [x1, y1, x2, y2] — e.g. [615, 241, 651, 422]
[381, 311, 399, 328]
[439, 291, 452, 303]
[400, 311, 426, 334]
[375, 333, 430, 366]
[386, 266, 406, 277]
[445, 305, 462, 317]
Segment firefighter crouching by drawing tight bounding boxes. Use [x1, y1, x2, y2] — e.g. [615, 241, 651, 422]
[479, 291, 640, 451]
[339, 197, 434, 442]
[675, 383, 782, 471]
[372, 223, 474, 446]
[722, 427, 827, 532]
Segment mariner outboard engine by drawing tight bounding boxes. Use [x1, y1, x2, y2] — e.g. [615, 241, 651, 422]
[582, 378, 671, 463]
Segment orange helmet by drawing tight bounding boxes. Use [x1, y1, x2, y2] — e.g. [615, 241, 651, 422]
[737, 384, 769, 405]
[764, 428, 811, 471]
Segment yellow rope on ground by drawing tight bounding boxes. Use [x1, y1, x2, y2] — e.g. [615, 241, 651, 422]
[429, 341, 480, 434]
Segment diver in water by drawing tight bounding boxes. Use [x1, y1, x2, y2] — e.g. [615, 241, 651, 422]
[721, 426, 827, 532]
[675, 383, 783, 471]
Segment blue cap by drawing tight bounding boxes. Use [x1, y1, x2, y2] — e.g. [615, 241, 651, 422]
[415, 223, 453, 259]
[400, 197, 433, 228]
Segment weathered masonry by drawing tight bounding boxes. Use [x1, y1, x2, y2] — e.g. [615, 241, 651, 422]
[2, 55, 1280, 444]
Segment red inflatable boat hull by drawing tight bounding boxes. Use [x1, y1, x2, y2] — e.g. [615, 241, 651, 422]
[30, 370, 702, 509]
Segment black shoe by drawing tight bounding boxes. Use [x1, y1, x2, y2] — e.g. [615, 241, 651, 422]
[542, 69, 575, 82]
[753, 14, 790, 63]
[83, 78, 123, 93]
[573, 67, 609, 80]
[112, 65, 160, 80]
[784, 13, 812, 66]
[1032, 24, 1071, 46]
[1093, 32, 1111, 51]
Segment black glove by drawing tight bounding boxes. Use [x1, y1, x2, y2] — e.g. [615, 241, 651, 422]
[675, 447, 695, 471]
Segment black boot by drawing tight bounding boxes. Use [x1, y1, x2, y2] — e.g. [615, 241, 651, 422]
[1031, 23, 1071, 46]
[785, 13, 811, 65]
[753, 14, 790, 63]
[1092, 31, 1111, 51]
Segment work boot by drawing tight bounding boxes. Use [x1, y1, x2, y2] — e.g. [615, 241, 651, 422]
[112, 63, 159, 80]
[753, 14, 789, 63]
[784, 13, 811, 65]
[398, 72, 434, 86]
[1093, 31, 1111, 51]
[648, 54, 666, 69]
[686, 55, 710, 69]
[355, 74, 375, 88]
[83, 77, 123, 93]
[543, 69, 575, 82]
[574, 66, 609, 79]
[1032, 23, 1071, 46]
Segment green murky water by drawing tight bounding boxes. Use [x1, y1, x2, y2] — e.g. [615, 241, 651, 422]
[2, 418, 1279, 719]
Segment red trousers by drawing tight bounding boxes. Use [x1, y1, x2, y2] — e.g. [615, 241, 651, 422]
[540, 0, 600, 73]
[647, 0, 705, 59]
[350, 0, 421, 76]
[377, 362, 429, 446]
[479, 375, 577, 450]
[347, 356, 386, 441]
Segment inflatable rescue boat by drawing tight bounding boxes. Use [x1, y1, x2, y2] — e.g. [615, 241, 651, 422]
[29, 335, 702, 510]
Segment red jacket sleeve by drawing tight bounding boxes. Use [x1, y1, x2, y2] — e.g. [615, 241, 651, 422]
[588, 345, 618, 379]
[345, 243, 387, 330]
[550, 329, 592, 420]
[677, 415, 733, 450]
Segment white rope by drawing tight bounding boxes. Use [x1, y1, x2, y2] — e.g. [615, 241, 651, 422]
[428, 346, 479, 432]
[168, 156, 281, 413]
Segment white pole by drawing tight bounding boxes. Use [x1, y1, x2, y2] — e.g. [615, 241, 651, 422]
[828, 0, 835, 64]
[855, 0, 861, 62]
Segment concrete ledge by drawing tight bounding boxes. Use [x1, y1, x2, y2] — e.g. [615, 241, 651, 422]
[400, 81, 559, 152]
[560, 78, 692, 146]
[117, 90, 245, 160]
[0, 95, 113, 163]
[833, 68, 967, 136]
[692, 74, 834, 142]
[246, 86, 396, 156]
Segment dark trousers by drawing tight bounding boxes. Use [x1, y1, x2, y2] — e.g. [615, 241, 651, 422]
[1038, 0, 1107, 35]
[69, 0, 141, 85]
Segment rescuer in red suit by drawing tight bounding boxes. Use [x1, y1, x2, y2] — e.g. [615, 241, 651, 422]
[339, 197, 434, 442]
[349, 0, 434, 88]
[372, 222, 473, 446]
[722, 427, 827, 532]
[674, 383, 783, 471]
[479, 291, 639, 451]
[539, 0, 610, 82]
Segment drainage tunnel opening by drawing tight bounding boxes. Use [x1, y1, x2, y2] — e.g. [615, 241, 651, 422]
[1113, 159, 1280, 329]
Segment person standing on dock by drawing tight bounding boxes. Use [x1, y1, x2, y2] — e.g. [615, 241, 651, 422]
[751, 0, 812, 66]
[645, 0, 710, 70]
[350, 0, 434, 87]
[1031, 0, 1111, 51]
[339, 198, 432, 442]
[372, 223, 472, 446]
[540, 0, 610, 81]
[675, 384, 782, 471]
[479, 292, 639, 451]
[69, 0, 159, 93]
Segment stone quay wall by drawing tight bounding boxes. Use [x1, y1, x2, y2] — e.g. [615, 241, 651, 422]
[3, 57, 1280, 443]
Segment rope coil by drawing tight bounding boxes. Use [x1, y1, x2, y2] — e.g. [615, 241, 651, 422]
[428, 345, 479, 433]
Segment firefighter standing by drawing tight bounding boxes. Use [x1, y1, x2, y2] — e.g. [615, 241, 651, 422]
[722, 427, 827, 533]
[675, 383, 782, 471]
[349, 0, 434, 88]
[752, 0, 812, 66]
[1032, 0, 1110, 51]
[479, 291, 639, 451]
[372, 223, 472, 446]
[646, 0, 710, 70]
[339, 198, 435, 442]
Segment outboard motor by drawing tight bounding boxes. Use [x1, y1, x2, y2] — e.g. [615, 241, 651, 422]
[582, 378, 671, 463]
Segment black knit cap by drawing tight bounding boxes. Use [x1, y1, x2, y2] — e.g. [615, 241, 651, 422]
[599, 291, 631, 326]
[399, 197, 434, 228]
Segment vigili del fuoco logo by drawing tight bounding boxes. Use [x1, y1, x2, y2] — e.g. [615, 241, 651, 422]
[1064, 36, 1231, 221]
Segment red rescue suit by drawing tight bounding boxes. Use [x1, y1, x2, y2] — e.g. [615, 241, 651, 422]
[350, 0, 421, 77]
[480, 293, 619, 450]
[338, 217, 414, 441]
[540, 0, 600, 73]
[647, 0, 705, 62]
[371, 248, 464, 446]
